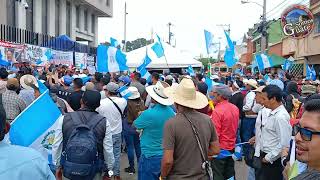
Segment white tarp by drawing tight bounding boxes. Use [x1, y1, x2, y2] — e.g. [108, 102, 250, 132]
[126, 43, 202, 69]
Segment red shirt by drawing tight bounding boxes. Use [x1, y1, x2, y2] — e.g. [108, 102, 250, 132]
[211, 100, 239, 150]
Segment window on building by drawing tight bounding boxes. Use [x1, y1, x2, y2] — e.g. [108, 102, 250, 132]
[66, 1, 71, 36]
[76, 6, 80, 29]
[91, 14, 95, 33]
[106, 0, 110, 7]
[26, 0, 34, 31]
[315, 13, 320, 34]
[42, 0, 48, 34]
[55, 0, 60, 36]
[6, 0, 15, 27]
[84, 10, 88, 31]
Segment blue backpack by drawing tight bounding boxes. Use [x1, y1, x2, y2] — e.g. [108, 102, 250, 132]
[61, 112, 103, 180]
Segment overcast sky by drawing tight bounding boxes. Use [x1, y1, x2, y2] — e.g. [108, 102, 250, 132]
[98, 0, 309, 57]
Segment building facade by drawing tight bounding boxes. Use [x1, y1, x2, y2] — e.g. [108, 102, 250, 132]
[0, 0, 113, 47]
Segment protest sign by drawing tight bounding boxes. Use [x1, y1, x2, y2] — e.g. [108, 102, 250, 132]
[51, 50, 74, 65]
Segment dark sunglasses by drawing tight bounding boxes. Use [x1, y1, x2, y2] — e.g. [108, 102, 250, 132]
[293, 124, 320, 141]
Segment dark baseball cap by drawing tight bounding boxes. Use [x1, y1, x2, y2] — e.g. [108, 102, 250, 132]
[82, 90, 101, 110]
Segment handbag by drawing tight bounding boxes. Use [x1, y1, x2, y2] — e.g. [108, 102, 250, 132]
[183, 113, 214, 180]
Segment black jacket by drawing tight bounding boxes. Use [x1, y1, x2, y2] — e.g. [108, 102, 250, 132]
[229, 91, 245, 119]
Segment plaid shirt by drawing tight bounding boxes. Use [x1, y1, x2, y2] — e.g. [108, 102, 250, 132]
[2, 90, 27, 121]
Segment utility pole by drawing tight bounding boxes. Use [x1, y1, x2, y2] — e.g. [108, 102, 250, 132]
[217, 24, 231, 34]
[261, 0, 267, 53]
[168, 22, 172, 45]
[123, 2, 128, 52]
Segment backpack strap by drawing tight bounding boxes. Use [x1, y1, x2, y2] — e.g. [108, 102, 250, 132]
[107, 97, 125, 118]
[70, 111, 104, 130]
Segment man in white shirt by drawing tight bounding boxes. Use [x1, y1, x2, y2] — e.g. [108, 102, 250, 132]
[96, 82, 127, 180]
[52, 90, 114, 180]
[256, 85, 291, 180]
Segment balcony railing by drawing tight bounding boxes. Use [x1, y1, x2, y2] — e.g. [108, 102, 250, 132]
[0, 24, 96, 55]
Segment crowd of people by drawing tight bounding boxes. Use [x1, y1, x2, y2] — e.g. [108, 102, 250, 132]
[0, 63, 320, 180]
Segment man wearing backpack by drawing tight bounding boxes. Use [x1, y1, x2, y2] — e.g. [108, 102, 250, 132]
[53, 90, 114, 180]
[97, 82, 127, 180]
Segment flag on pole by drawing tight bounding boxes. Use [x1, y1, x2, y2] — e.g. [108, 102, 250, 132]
[139, 67, 152, 83]
[97, 45, 128, 73]
[9, 90, 62, 164]
[186, 65, 195, 76]
[306, 64, 316, 81]
[110, 37, 120, 47]
[151, 34, 165, 58]
[255, 53, 273, 71]
[137, 50, 152, 72]
[204, 30, 214, 55]
[118, 85, 132, 100]
[224, 31, 236, 68]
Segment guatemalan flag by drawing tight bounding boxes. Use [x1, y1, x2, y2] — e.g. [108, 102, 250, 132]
[151, 34, 165, 58]
[110, 37, 120, 47]
[8, 89, 62, 164]
[137, 50, 152, 72]
[139, 67, 152, 83]
[97, 45, 129, 73]
[255, 53, 273, 71]
[186, 65, 195, 76]
[306, 65, 317, 81]
[204, 30, 214, 55]
[224, 31, 237, 68]
[118, 85, 132, 100]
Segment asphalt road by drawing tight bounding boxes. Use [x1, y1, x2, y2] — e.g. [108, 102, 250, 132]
[120, 153, 248, 180]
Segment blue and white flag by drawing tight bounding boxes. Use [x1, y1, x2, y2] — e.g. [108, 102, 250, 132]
[151, 34, 165, 58]
[9, 90, 62, 164]
[118, 85, 132, 100]
[186, 65, 195, 76]
[0, 51, 11, 67]
[205, 76, 213, 92]
[255, 53, 273, 71]
[224, 31, 236, 68]
[139, 67, 152, 83]
[283, 57, 294, 71]
[137, 50, 152, 72]
[97, 45, 128, 73]
[204, 30, 214, 55]
[306, 65, 316, 81]
[110, 37, 120, 48]
[37, 80, 48, 94]
[264, 74, 271, 83]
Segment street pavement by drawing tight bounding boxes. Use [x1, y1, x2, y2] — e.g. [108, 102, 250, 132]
[120, 153, 248, 180]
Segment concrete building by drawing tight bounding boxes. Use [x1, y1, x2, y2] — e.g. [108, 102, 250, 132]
[0, 0, 113, 47]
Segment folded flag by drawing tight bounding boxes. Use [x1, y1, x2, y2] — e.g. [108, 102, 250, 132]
[224, 31, 236, 68]
[110, 37, 120, 48]
[306, 65, 316, 81]
[97, 45, 129, 73]
[118, 85, 132, 100]
[255, 53, 273, 71]
[9, 90, 62, 164]
[187, 65, 195, 76]
[204, 30, 214, 55]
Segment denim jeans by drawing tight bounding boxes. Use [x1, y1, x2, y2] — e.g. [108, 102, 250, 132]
[124, 131, 141, 168]
[247, 166, 255, 180]
[112, 133, 122, 176]
[138, 154, 162, 180]
[240, 117, 256, 156]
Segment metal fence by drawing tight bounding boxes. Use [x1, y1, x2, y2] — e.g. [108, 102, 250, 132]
[0, 24, 96, 55]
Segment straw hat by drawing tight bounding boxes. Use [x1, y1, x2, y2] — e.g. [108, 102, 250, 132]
[146, 81, 174, 106]
[20, 75, 38, 90]
[253, 86, 266, 93]
[128, 86, 140, 100]
[244, 79, 258, 89]
[164, 78, 208, 109]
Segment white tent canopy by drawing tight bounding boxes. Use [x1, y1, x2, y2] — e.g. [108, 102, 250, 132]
[126, 42, 202, 69]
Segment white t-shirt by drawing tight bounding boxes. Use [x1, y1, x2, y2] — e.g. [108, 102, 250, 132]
[96, 96, 127, 135]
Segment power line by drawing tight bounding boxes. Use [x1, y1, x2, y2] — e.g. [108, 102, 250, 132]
[265, 0, 290, 16]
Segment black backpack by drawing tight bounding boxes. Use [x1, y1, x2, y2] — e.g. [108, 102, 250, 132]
[61, 112, 104, 180]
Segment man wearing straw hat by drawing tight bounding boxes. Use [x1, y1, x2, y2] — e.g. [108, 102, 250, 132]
[133, 81, 175, 180]
[161, 78, 220, 180]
